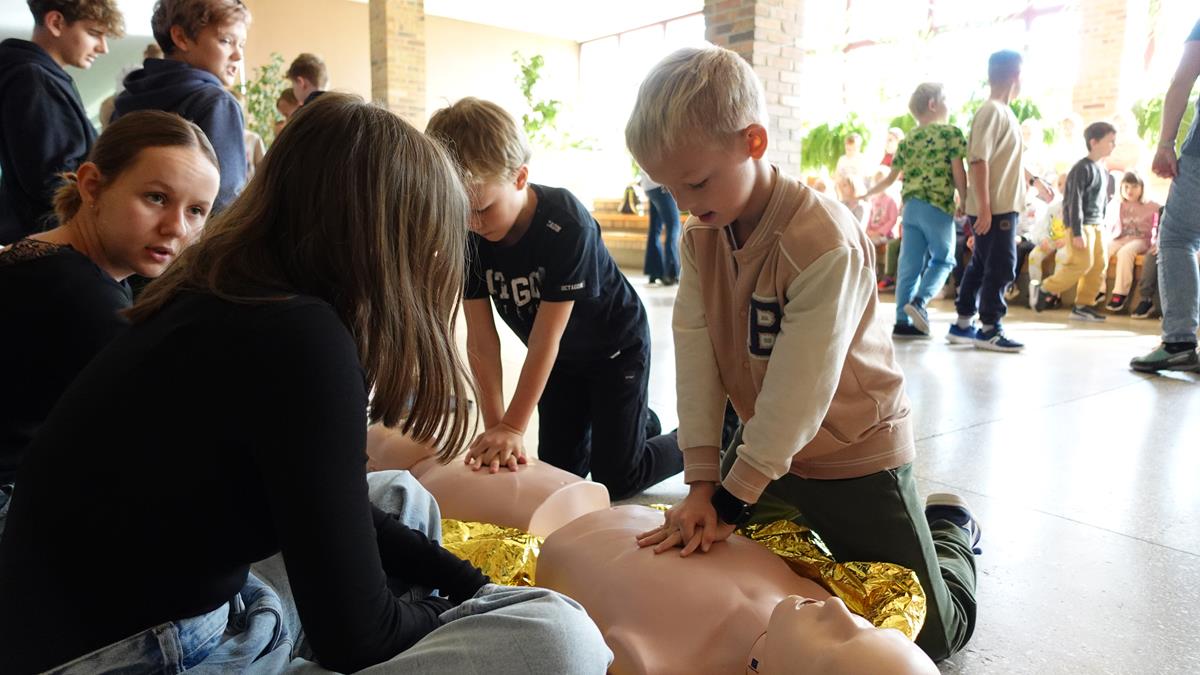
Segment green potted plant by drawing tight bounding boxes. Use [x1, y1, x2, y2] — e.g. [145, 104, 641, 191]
[237, 52, 288, 147]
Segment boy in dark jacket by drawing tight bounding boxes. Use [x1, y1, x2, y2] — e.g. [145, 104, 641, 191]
[114, 0, 251, 213]
[0, 0, 124, 244]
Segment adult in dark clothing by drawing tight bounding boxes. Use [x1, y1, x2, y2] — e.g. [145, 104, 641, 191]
[0, 111, 220, 537]
[114, 0, 250, 214]
[0, 94, 610, 675]
[0, 0, 125, 244]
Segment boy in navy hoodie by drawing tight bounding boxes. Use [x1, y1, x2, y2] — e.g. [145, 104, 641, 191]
[0, 0, 124, 244]
[115, 0, 250, 213]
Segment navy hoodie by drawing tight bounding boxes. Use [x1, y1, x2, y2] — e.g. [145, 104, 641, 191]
[114, 58, 245, 213]
[0, 39, 96, 245]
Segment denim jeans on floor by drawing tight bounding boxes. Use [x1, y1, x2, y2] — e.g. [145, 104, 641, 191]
[45, 471, 611, 674]
[643, 186, 681, 280]
[895, 198, 956, 325]
[1158, 155, 1200, 343]
[955, 212, 1019, 325]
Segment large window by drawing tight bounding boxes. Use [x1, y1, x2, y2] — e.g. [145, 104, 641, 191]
[566, 14, 707, 207]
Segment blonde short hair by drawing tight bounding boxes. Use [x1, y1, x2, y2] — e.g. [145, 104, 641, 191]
[908, 83, 945, 118]
[626, 46, 768, 163]
[426, 97, 531, 184]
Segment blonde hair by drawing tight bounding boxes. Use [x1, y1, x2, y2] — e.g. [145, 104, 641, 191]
[426, 97, 531, 184]
[626, 46, 768, 163]
[908, 83, 945, 118]
[54, 111, 217, 224]
[128, 94, 475, 461]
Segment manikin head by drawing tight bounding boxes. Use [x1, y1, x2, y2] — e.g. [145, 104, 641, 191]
[748, 596, 938, 675]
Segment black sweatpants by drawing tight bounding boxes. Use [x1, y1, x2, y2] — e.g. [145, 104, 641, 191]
[537, 336, 682, 501]
[955, 212, 1019, 325]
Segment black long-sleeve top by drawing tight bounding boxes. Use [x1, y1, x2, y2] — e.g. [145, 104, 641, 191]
[0, 291, 488, 674]
[0, 240, 131, 485]
[1062, 157, 1107, 237]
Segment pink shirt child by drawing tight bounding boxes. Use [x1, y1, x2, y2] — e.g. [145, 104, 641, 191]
[867, 193, 899, 240]
[1117, 200, 1160, 243]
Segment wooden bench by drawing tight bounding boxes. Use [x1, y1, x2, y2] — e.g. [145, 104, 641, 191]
[594, 205, 689, 271]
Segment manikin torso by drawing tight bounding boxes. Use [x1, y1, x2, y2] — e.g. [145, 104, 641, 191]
[365, 425, 610, 537]
[537, 506, 939, 675]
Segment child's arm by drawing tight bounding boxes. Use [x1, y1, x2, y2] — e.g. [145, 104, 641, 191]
[858, 166, 902, 200]
[952, 158, 968, 214]
[463, 299, 505, 429]
[465, 300, 574, 473]
[638, 238, 735, 556]
[969, 160, 991, 233]
[1061, 164, 1086, 247]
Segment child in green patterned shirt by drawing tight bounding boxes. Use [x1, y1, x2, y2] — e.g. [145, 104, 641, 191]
[862, 83, 969, 338]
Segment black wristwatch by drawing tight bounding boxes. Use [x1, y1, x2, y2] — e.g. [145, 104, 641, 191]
[711, 485, 756, 526]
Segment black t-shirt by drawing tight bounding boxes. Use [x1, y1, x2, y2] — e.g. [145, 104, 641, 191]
[0, 240, 131, 485]
[0, 291, 487, 674]
[465, 184, 646, 361]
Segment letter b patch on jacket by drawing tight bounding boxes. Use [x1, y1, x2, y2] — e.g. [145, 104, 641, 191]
[748, 295, 782, 358]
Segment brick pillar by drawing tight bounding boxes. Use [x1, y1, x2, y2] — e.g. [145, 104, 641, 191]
[704, 0, 806, 174]
[369, 0, 426, 125]
[1073, 0, 1148, 121]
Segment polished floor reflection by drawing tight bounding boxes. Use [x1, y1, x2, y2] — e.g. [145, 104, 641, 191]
[493, 277, 1199, 675]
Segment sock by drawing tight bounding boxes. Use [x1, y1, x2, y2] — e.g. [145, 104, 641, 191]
[956, 316, 973, 329]
[1164, 341, 1198, 354]
[980, 323, 995, 332]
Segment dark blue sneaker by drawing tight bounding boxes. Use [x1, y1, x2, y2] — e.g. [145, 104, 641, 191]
[903, 300, 930, 335]
[925, 493, 982, 555]
[946, 323, 977, 345]
[974, 326, 1024, 353]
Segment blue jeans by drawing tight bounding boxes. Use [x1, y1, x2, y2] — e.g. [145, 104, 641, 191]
[643, 186, 681, 280]
[895, 198, 956, 325]
[1159, 155, 1200, 344]
[955, 212, 1019, 325]
[45, 471, 611, 674]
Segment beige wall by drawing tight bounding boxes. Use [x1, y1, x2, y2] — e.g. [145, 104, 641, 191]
[425, 16, 579, 126]
[244, 0, 372, 100]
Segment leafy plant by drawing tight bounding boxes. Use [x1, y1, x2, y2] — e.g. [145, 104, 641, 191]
[1132, 93, 1199, 150]
[513, 51, 592, 151]
[237, 53, 288, 147]
[887, 113, 917, 136]
[799, 113, 872, 173]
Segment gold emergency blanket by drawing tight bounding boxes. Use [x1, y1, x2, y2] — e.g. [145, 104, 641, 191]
[740, 519, 927, 641]
[440, 519, 541, 587]
[439, 516, 926, 641]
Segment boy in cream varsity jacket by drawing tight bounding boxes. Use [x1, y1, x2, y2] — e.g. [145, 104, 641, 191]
[626, 46, 980, 664]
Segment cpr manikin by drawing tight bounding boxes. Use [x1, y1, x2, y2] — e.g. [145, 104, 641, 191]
[365, 424, 610, 537]
[536, 506, 937, 675]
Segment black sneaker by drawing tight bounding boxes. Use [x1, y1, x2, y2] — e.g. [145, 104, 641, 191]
[1070, 305, 1106, 322]
[926, 493, 982, 555]
[660, 276, 678, 286]
[1095, 291, 1107, 306]
[893, 323, 930, 340]
[903, 301, 931, 335]
[1106, 294, 1128, 312]
[1034, 288, 1059, 313]
[1131, 299, 1155, 319]
[1130, 344, 1200, 372]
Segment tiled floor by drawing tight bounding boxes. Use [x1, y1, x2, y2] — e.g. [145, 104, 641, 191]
[494, 277, 1200, 675]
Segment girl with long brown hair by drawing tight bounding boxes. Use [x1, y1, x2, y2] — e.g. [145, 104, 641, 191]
[0, 94, 608, 674]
